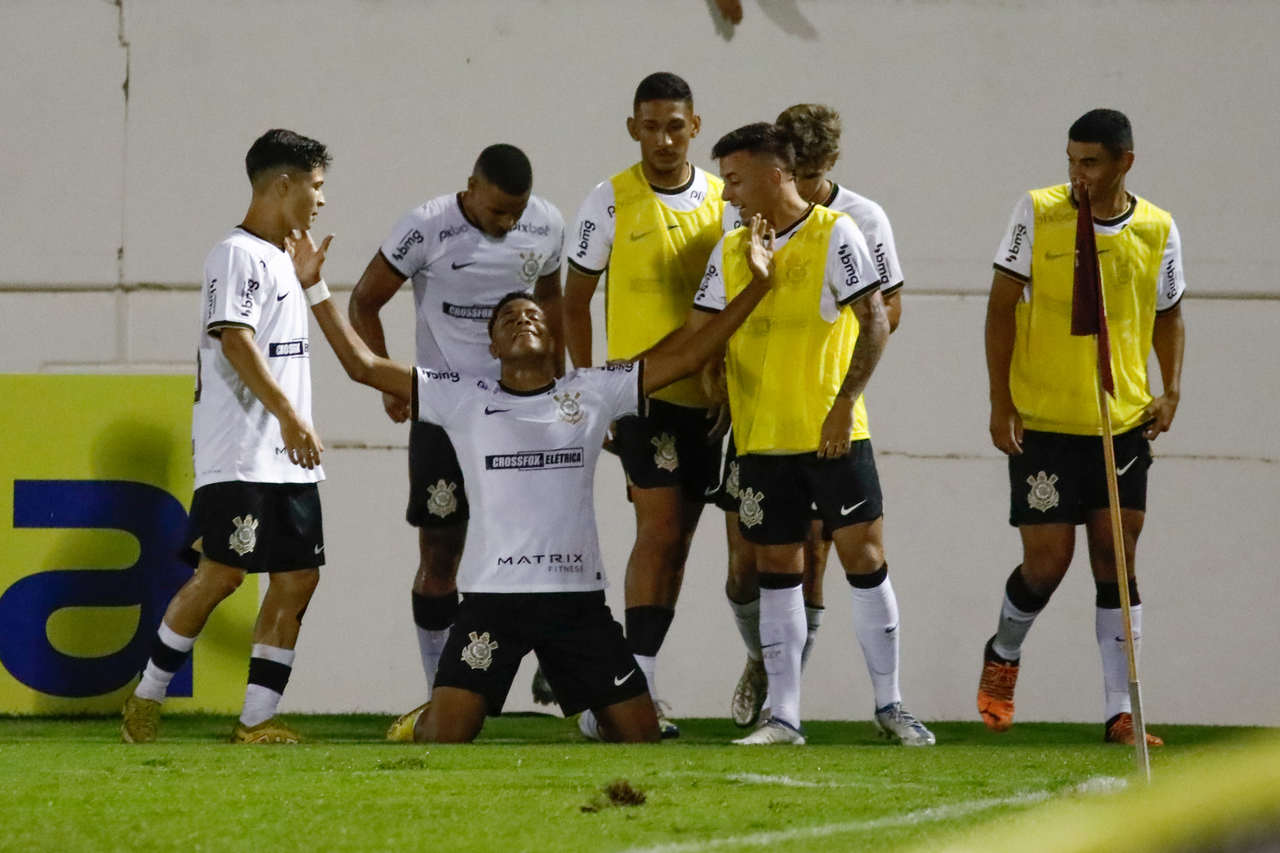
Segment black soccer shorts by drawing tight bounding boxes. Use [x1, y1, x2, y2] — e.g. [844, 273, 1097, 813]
[613, 398, 723, 501]
[407, 420, 469, 527]
[1008, 426, 1152, 526]
[183, 481, 324, 573]
[434, 591, 648, 716]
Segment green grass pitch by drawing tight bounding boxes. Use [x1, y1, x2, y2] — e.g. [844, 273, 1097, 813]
[0, 714, 1268, 853]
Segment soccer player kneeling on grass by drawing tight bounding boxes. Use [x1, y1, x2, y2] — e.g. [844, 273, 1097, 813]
[292, 216, 778, 743]
[122, 130, 332, 744]
[979, 109, 1184, 746]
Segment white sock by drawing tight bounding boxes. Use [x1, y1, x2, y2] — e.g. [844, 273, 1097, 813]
[1097, 604, 1142, 720]
[633, 653, 658, 701]
[759, 584, 805, 728]
[801, 605, 824, 669]
[992, 595, 1041, 662]
[729, 597, 762, 661]
[578, 709, 602, 741]
[417, 626, 451, 696]
[134, 622, 196, 702]
[239, 644, 295, 727]
[850, 576, 901, 709]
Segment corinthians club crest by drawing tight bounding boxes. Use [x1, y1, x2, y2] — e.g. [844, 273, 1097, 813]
[519, 251, 543, 284]
[651, 433, 678, 472]
[1026, 471, 1060, 512]
[555, 391, 583, 424]
[461, 631, 499, 671]
[229, 514, 258, 556]
[427, 479, 459, 518]
[739, 487, 765, 528]
[725, 460, 740, 500]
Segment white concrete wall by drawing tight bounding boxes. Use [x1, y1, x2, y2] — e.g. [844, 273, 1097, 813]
[2, 0, 1277, 723]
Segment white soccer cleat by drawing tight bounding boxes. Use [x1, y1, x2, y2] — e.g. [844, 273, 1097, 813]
[732, 717, 806, 745]
[730, 656, 768, 728]
[578, 709, 602, 742]
[654, 699, 680, 739]
[874, 702, 936, 746]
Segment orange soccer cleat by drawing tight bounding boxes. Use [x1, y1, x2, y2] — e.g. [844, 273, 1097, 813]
[977, 637, 1020, 733]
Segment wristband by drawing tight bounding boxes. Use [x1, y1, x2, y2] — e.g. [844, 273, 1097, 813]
[305, 279, 331, 306]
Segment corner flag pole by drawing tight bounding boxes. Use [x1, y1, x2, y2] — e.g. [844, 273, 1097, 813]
[1071, 184, 1151, 782]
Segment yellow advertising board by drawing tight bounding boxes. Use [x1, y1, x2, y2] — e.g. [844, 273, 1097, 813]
[0, 375, 258, 713]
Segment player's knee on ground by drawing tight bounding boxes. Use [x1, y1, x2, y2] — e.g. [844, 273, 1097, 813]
[414, 687, 486, 743]
[596, 694, 661, 743]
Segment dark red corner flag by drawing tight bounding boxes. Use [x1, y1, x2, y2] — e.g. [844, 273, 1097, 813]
[1070, 185, 1115, 396]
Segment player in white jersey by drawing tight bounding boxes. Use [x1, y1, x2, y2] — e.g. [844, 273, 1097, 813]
[292, 214, 778, 742]
[717, 105, 912, 730]
[347, 145, 564, 717]
[122, 130, 332, 745]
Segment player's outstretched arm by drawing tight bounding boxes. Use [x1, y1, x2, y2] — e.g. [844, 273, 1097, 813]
[349, 251, 411, 421]
[219, 327, 322, 469]
[289, 231, 414, 402]
[1143, 303, 1184, 439]
[563, 267, 600, 369]
[986, 270, 1024, 455]
[534, 269, 566, 376]
[818, 288, 889, 458]
[641, 214, 775, 395]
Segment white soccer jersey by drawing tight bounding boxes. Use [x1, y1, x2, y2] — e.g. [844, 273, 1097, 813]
[824, 184, 905, 295]
[993, 192, 1185, 311]
[694, 210, 880, 319]
[380, 193, 564, 375]
[567, 166, 727, 273]
[413, 364, 643, 594]
[193, 227, 322, 488]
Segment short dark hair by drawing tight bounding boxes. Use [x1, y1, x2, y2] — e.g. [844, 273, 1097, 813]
[244, 129, 331, 184]
[1069, 109, 1133, 158]
[474, 144, 533, 196]
[487, 290, 541, 337]
[776, 104, 841, 175]
[633, 72, 693, 111]
[710, 122, 796, 172]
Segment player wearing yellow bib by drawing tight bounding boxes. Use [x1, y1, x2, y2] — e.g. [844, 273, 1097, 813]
[688, 123, 934, 746]
[978, 109, 1185, 747]
[562, 72, 727, 736]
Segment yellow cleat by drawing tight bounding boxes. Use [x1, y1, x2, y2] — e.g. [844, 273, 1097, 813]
[386, 701, 430, 743]
[231, 717, 302, 744]
[121, 695, 162, 743]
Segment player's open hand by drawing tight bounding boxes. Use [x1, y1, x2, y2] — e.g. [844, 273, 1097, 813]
[818, 397, 854, 458]
[1141, 392, 1179, 439]
[989, 402, 1023, 455]
[745, 214, 775, 284]
[281, 413, 324, 469]
[286, 229, 334, 288]
[382, 390, 410, 423]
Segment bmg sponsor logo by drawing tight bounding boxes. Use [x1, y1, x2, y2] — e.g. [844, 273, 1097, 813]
[575, 220, 597, 258]
[1005, 223, 1028, 263]
[237, 278, 259, 318]
[392, 229, 425, 261]
[837, 243, 862, 287]
[420, 368, 460, 383]
[873, 242, 890, 285]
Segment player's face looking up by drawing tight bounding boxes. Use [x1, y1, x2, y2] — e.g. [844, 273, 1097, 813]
[280, 167, 326, 232]
[463, 176, 531, 239]
[718, 150, 784, 224]
[1066, 140, 1132, 205]
[488, 298, 550, 361]
[628, 99, 700, 183]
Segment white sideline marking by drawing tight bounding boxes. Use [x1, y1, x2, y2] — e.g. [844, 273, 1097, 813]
[622, 777, 1126, 853]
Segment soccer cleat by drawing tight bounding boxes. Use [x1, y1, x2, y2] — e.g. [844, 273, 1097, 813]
[732, 717, 806, 745]
[531, 665, 557, 706]
[874, 702, 936, 746]
[654, 700, 680, 739]
[1105, 713, 1164, 747]
[231, 717, 302, 744]
[730, 656, 768, 729]
[386, 701, 430, 743]
[578, 710, 602, 742]
[977, 636, 1020, 732]
[121, 695, 161, 744]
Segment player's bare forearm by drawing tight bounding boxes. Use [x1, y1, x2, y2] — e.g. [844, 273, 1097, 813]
[885, 290, 903, 333]
[985, 272, 1024, 454]
[534, 271, 565, 375]
[220, 327, 322, 468]
[309, 297, 413, 402]
[563, 267, 600, 368]
[836, 290, 889, 402]
[1143, 304, 1185, 438]
[642, 279, 768, 395]
[349, 252, 405, 358]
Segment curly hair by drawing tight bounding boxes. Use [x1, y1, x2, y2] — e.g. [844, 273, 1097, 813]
[775, 104, 842, 176]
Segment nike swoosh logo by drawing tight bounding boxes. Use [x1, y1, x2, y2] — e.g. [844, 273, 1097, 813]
[451, 261, 476, 270]
[276, 292, 289, 301]
[704, 485, 720, 497]
[1114, 636, 1126, 643]
[613, 669, 636, 686]
[1117, 456, 1138, 476]
[484, 406, 511, 415]
[840, 499, 868, 516]
[629, 230, 654, 241]
[314, 544, 324, 554]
